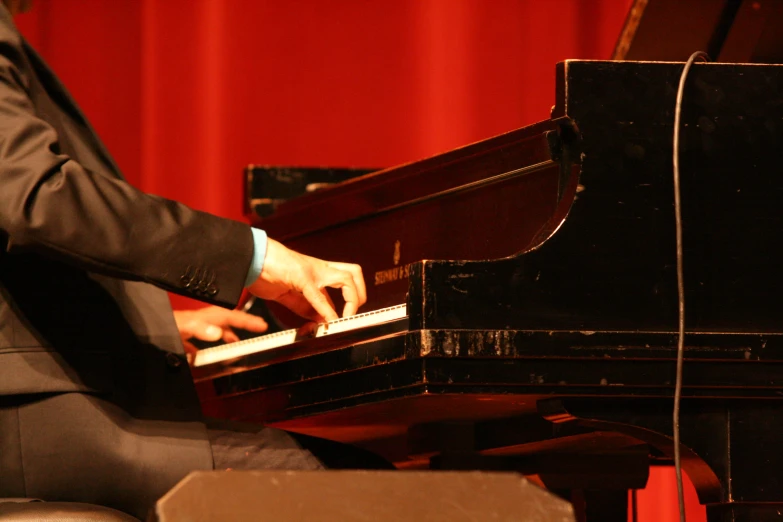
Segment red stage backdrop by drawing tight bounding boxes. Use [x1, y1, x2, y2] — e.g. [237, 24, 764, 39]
[14, 1, 706, 520]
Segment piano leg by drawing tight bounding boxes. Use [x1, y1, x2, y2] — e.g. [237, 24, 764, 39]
[540, 398, 783, 522]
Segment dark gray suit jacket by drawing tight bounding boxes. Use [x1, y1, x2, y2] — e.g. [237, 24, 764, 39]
[0, 5, 254, 516]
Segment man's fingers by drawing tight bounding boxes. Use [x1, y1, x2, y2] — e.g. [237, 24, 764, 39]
[319, 267, 360, 318]
[181, 320, 223, 342]
[183, 340, 198, 365]
[223, 311, 267, 333]
[302, 285, 339, 322]
[275, 291, 324, 323]
[340, 283, 359, 317]
[329, 262, 367, 306]
[222, 329, 240, 343]
[320, 288, 336, 313]
[182, 339, 198, 357]
[342, 300, 358, 318]
[202, 307, 268, 333]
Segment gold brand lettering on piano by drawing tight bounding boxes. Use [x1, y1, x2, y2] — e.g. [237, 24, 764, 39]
[374, 263, 411, 286]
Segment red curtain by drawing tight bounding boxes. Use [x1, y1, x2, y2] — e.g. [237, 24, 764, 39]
[14, 1, 706, 520]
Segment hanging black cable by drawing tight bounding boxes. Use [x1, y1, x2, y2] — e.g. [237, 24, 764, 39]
[672, 50, 709, 522]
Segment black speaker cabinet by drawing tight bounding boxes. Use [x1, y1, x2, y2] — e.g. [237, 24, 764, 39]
[150, 470, 575, 521]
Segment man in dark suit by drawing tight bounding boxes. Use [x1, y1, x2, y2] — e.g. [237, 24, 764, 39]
[0, 1, 373, 518]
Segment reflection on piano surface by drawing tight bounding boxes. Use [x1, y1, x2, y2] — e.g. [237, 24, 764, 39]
[195, 60, 783, 522]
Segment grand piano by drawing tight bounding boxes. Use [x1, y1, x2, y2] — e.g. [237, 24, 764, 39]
[193, 2, 783, 521]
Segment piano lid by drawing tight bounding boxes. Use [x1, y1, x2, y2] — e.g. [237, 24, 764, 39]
[614, 0, 783, 63]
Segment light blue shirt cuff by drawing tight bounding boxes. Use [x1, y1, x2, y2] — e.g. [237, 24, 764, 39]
[244, 227, 268, 287]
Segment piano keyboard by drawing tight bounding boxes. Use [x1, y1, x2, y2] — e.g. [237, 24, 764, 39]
[192, 304, 407, 367]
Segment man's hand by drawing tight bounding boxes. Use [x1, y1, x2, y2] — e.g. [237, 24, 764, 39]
[174, 306, 268, 361]
[247, 238, 366, 322]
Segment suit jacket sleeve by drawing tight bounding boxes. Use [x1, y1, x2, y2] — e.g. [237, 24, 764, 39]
[0, 39, 253, 308]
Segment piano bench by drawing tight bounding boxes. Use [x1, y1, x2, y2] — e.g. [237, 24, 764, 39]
[0, 499, 140, 521]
